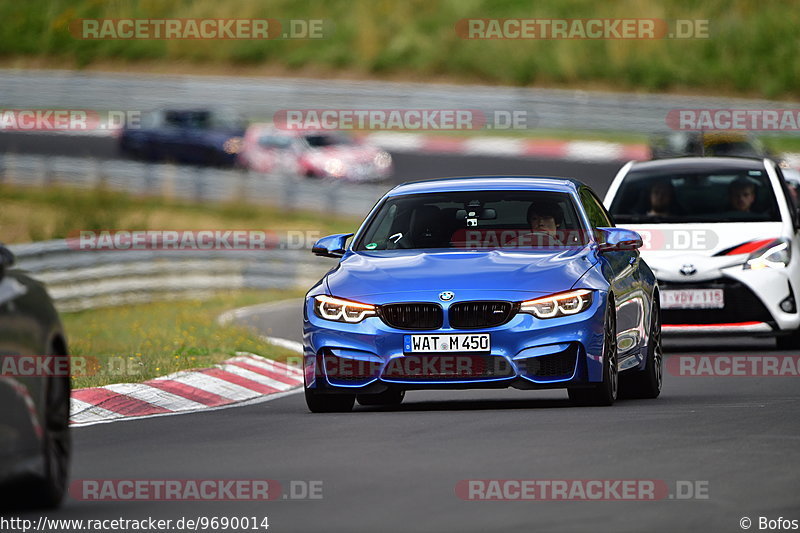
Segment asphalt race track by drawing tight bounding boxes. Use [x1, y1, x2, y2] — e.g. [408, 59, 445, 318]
[10, 133, 800, 532]
[29, 300, 799, 533]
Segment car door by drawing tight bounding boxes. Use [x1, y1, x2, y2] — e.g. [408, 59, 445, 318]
[579, 187, 646, 367]
[0, 265, 48, 475]
[156, 110, 193, 162]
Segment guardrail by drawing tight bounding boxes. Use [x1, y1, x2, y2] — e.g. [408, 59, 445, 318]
[0, 152, 386, 217]
[4, 70, 800, 135]
[9, 239, 337, 312]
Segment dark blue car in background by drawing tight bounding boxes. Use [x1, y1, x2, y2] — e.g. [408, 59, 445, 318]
[118, 108, 246, 166]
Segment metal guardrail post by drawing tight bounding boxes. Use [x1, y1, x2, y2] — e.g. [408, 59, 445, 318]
[328, 180, 340, 216]
[162, 163, 175, 199]
[40, 156, 53, 186]
[5, 152, 14, 184]
[91, 158, 105, 188]
[195, 167, 207, 202]
[143, 160, 156, 193]
[236, 169, 249, 204]
[283, 172, 297, 212]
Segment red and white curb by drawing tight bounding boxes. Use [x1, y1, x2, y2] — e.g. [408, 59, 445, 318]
[9, 127, 800, 168]
[3, 126, 649, 161]
[70, 352, 303, 427]
[361, 132, 651, 162]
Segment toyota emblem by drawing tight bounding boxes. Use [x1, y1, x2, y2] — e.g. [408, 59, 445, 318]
[679, 264, 697, 276]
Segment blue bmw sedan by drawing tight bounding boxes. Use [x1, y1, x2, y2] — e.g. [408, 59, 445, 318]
[303, 177, 662, 411]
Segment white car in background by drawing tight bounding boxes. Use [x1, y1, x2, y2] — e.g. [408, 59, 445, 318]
[237, 124, 393, 182]
[604, 157, 800, 349]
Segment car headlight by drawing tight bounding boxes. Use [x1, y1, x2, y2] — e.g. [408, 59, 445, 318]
[519, 289, 594, 319]
[223, 137, 243, 154]
[744, 239, 790, 270]
[313, 295, 376, 323]
[373, 151, 392, 168]
[323, 159, 345, 177]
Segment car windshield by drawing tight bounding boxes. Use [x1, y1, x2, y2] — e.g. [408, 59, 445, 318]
[609, 167, 781, 223]
[304, 133, 355, 147]
[163, 110, 245, 130]
[354, 190, 589, 251]
[258, 134, 294, 149]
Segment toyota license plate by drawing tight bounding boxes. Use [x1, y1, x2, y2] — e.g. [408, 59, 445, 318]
[661, 289, 724, 309]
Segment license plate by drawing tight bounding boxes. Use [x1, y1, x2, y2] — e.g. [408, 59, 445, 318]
[404, 334, 491, 353]
[661, 289, 724, 309]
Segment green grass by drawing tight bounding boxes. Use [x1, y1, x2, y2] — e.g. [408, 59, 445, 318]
[64, 289, 303, 389]
[1, 0, 799, 99]
[0, 184, 345, 388]
[760, 136, 800, 155]
[0, 183, 361, 244]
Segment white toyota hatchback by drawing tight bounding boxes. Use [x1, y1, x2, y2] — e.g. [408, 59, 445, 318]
[604, 157, 800, 349]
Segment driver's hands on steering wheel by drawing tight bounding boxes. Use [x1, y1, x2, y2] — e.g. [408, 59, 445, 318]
[504, 230, 563, 248]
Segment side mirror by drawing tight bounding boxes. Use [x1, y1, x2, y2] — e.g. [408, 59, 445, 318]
[0, 244, 15, 280]
[312, 233, 354, 258]
[596, 227, 643, 252]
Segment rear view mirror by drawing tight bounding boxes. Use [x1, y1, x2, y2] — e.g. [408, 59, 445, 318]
[455, 208, 496, 221]
[312, 233, 354, 258]
[596, 228, 643, 251]
[0, 244, 15, 280]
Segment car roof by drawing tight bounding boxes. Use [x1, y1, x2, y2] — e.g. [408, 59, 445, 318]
[387, 176, 586, 196]
[247, 124, 350, 136]
[630, 156, 767, 173]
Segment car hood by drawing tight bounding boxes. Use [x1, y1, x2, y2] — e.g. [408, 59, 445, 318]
[325, 247, 596, 302]
[617, 222, 786, 282]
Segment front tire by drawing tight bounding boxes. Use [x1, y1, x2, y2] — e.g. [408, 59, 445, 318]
[776, 329, 800, 350]
[36, 374, 71, 508]
[620, 300, 663, 399]
[569, 298, 618, 406]
[304, 386, 355, 413]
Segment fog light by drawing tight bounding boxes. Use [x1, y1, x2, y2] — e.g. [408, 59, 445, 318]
[780, 295, 797, 313]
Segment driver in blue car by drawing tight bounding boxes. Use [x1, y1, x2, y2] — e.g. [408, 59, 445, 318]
[523, 202, 565, 246]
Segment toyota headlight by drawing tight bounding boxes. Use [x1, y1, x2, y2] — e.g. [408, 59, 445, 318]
[744, 239, 790, 270]
[313, 295, 376, 323]
[520, 289, 594, 319]
[323, 159, 346, 177]
[373, 151, 392, 168]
